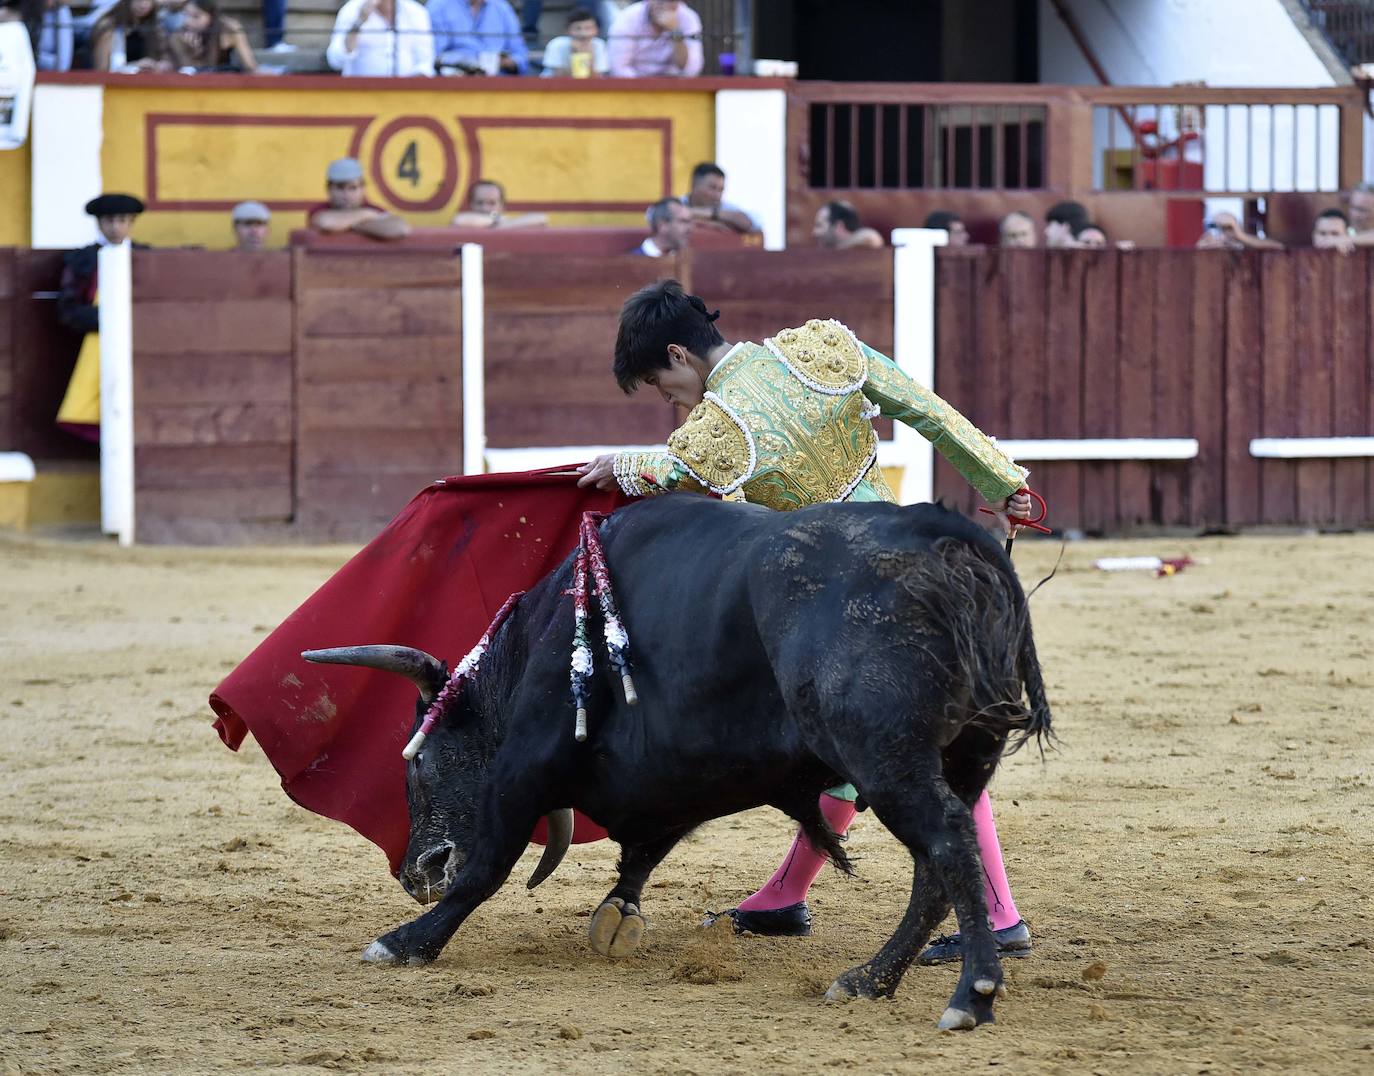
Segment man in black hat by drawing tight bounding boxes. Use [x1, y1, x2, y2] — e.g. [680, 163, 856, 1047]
[55, 193, 148, 438]
[56, 193, 147, 336]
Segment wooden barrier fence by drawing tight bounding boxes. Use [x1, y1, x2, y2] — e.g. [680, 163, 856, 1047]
[932, 248, 1374, 532]
[4, 246, 1372, 541]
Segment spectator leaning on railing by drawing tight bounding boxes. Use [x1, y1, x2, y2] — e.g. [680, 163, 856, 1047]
[451, 178, 548, 229]
[327, 0, 434, 77]
[90, 0, 173, 72]
[607, 0, 701, 78]
[309, 157, 411, 239]
[1043, 200, 1088, 248]
[430, 0, 526, 74]
[681, 161, 757, 235]
[812, 201, 882, 250]
[1194, 211, 1283, 252]
[1312, 208, 1356, 253]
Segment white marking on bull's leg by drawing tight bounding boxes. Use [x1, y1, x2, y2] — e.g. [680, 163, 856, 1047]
[362, 941, 399, 964]
[974, 977, 997, 995]
[938, 1006, 976, 1031]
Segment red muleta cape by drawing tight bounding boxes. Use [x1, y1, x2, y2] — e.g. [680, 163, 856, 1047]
[210, 470, 630, 874]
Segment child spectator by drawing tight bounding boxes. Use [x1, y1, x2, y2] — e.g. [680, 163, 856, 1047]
[541, 6, 606, 77]
[170, 0, 257, 71]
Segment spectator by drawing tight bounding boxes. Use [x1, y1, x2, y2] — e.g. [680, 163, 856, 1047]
[451, 178, 548, 229]
[55, 193, 148, 441]
[998, 211, 1036, 248]
[608, 0, 702, 78]
[812, 200, 882, 250]
[38, 0, 73, 71]
[1344, 182, 1374, 233]
[430, 0, 527, 74]
[1072, 221, 1108, 249]
[636, 196, 691, 256]
[1195, 210, 1282, 252]
[1312, 208, 1354, 253]
[170, 0, 257, 71]
[90, 0, 172, 71]
[541, 6, 606, 77]
[309, 157, 411, 240]
[922, 210, 968, 246]
[1043, 200, 1088, 248]
[326, 0, 434, 78]
[230, 200, 271, 250]
[681, 161, 757, 235]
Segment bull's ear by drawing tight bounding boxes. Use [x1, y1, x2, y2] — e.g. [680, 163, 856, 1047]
[302, 645, 447, 704]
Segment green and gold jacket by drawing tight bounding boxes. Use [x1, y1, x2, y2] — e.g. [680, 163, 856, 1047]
[612, 318, 1026, 509]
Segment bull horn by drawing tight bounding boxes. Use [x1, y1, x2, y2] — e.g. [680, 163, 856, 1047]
[301, 645, 447, 704]
[526, 809, 574, 890]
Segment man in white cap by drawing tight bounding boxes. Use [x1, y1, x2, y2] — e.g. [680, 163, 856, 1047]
[231, 201, 272, 250]
[308, 157, 411, 241]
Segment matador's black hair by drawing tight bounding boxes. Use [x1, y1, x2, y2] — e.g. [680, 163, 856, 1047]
[613, 279, 724, 394]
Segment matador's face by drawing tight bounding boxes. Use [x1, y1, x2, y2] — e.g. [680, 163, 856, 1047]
[643, 350, 707, 410]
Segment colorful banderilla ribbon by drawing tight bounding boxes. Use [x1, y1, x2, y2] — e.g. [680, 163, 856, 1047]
[568, 511, 638, 742]
[402, 590, 525, 761]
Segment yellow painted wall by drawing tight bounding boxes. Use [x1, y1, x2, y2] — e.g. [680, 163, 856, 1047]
[0, 142, 31, 245]
[98, 86, 717, 249]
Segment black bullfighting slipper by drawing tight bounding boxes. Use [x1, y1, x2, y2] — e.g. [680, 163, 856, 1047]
[701, 902, 813, 937]
[916, 919, 1033, 965]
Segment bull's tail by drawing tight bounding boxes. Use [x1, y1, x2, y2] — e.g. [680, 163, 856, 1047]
[898, 536, 1054, 755]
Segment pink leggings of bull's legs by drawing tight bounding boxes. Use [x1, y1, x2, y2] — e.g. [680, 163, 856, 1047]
[735, 790, 1022, 931]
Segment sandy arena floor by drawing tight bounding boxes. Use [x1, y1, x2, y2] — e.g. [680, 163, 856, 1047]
[1, 528, 1372, 1074]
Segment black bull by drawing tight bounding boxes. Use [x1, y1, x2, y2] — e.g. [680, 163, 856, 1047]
[305, 495, 1052, 1030]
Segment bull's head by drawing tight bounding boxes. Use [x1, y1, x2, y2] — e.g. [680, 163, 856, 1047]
[301, 645, 572, 904]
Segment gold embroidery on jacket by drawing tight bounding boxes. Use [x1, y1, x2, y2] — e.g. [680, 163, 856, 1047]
[665, 393, 755, 494]
[764, 319, 868, 394]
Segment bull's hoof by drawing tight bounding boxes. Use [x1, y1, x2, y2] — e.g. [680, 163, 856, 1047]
[363, 931, 435, 967]
[588, 898, 646, 960]
[824, 965, 892, 1003]
[938, 1006, 978, 1031]
[362, 940, 399, 964]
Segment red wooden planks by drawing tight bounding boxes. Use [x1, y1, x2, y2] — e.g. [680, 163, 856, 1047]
[1116, 251, 1155, 529]
[1258, 254, 1299, 524]
[1224, 254, 1264, 526]
[1188, 253, 1228, 528]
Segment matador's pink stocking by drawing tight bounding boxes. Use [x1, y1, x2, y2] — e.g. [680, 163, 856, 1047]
[973, 790, 1021, 930]
[737, 793, 857, 912]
